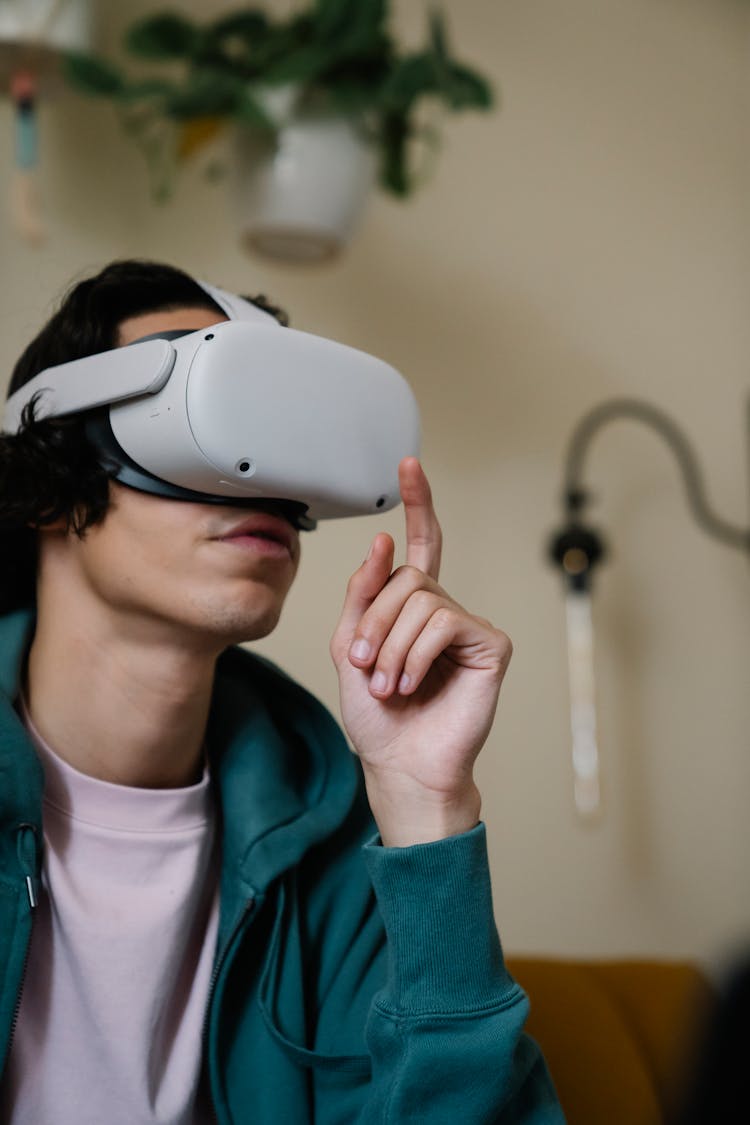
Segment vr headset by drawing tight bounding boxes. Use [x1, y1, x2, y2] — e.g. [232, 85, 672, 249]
[2, 282, 420, 530]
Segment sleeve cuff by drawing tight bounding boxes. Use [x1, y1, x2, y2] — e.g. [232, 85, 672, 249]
[362, 822, 519, 1014]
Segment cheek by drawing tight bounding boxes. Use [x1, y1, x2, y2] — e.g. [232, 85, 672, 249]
[73, 505, 196, 604]
[70, 501, 300, 626]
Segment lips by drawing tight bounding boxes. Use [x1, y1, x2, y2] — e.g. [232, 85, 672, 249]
[214, 513, 297, 556]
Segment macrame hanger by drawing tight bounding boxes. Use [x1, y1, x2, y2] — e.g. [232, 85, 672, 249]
[9, 66, 44, 244]
[4, 0, 74, 244]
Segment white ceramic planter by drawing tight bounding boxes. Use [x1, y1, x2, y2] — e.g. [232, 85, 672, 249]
[233, 113, 377, 263]
[0, 0, 92, 85]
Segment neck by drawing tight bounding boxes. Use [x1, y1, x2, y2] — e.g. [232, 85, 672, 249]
[26, 600, 221, 790]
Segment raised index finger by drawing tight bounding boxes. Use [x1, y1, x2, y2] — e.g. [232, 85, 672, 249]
[399, 457, 442, 580]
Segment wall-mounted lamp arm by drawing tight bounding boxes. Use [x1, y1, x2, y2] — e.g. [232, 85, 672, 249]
[562, 397, 750, 555]
[549, 394, 749, 821]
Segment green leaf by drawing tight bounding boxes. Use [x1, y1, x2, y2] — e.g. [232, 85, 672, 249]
[442, 63, 494, 110]
[378, 109, 412, 196]
[64, 52, 126, 97]
[221, 15, 314, 80]
[207, 11, 270, 40]
[125, 14, 198, 60]
[233, 89, 276, 130]
[313, 0, 391, 77]
[263, 44, 337, 86]
[379, 51, 494, 116]
[163, 70, 245, 119]
[428, 8, 449, 64]
[200, 12, 274, 73]
[314, 0, 387, 42]
[378, 54, 438, 112]
[118, 78, 175, 104]
[314, 0, 353, 39]
[325, 77, 381, 114]
[321, 31, 391, 74]
[426, 10, 494, 112]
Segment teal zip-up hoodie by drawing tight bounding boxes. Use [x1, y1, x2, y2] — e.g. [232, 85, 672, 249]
[0, 609, 564, 1123]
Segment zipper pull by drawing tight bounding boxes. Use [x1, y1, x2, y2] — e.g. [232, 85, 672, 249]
[25, 876, 37, 910]
[16, 823, 40, 910]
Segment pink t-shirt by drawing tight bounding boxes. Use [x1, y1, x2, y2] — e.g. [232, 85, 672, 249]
[1, 704, 220, 1124]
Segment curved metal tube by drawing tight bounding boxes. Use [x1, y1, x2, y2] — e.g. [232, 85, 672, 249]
[562, 397, 750, 554]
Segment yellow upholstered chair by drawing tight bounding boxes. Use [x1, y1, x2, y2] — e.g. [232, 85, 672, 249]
[506, 958, 713, 1125]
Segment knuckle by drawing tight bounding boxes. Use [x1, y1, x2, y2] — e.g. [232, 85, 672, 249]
[329, 634, 342, 664]
[431, 606, 457, 632]
[390, 563, 424, 585]
[391, 566, 440, 596]
[409, 588, 437, 615]
[495, 629, 513, 665]
[361, 603, 382, 631]
[345, 571, 361, 598]
[357, 607, 388, 643]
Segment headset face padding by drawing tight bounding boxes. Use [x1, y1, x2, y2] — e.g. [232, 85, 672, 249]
[84, 409, 317, 531]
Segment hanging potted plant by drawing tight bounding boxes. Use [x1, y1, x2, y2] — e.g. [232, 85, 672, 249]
[65, 2, 495, 262]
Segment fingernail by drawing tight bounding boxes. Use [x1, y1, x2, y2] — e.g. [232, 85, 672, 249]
[370, 670, 387, 694]
[350, 638, 371, 662]
[364, 540, 375, 564]
[398, 673, 411, 694]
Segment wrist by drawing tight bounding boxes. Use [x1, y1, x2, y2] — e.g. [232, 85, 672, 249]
[362, 771, 481, 848]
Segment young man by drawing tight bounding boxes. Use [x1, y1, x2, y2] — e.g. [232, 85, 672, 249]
[0, 261, 563, 1123]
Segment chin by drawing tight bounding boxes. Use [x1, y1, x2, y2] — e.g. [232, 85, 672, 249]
[189, 601, 284, 647]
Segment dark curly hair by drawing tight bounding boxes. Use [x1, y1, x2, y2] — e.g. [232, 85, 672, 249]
[0, 259, 289, 614]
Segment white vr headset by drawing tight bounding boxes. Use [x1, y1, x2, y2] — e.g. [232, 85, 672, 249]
[2, 282, 421, 530]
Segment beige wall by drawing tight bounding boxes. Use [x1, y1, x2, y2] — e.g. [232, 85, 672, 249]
[1, 0, 748, 966]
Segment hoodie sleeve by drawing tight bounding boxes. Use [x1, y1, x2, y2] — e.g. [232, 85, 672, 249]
[354, 823, 565, 1124]
[232, 654, 564, 1123]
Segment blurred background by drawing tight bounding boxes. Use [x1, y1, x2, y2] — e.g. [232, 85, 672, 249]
[1, 0, 748, 970]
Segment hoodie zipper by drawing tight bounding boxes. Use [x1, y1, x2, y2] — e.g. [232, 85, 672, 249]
[2, 825, 40, 1086]
[202, 894, 258, 1124]
[16, 824, 39, 910]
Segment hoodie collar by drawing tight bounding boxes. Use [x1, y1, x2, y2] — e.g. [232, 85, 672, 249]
[0, 609, 44, 836]
[208, 645, 361, 895]
[0, 608, 34, 702]
[0, 610, 361, 896]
